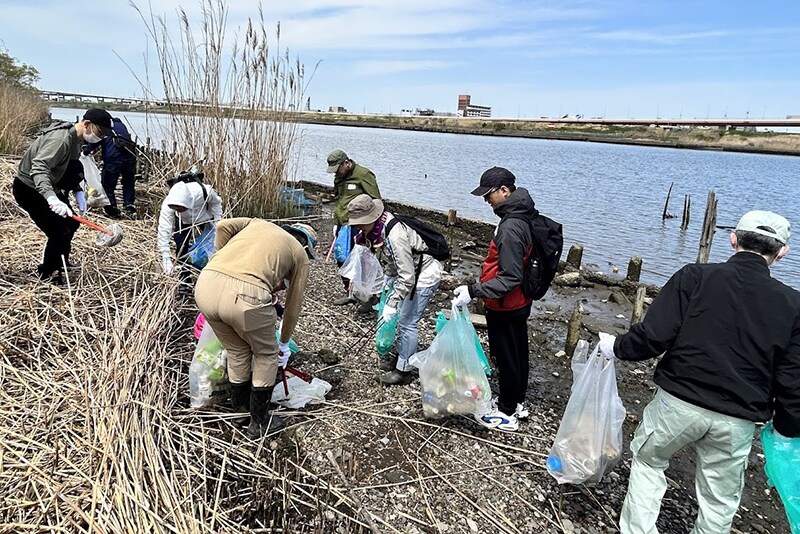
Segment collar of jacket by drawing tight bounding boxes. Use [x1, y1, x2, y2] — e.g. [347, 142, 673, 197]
[333, 161, 356, 185]
[727, 251, 770, 271]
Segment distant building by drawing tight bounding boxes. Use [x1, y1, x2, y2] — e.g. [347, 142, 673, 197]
[457, 94, 491, 118]
[415, 108, 435, 116]
[328, 106, 347, 113]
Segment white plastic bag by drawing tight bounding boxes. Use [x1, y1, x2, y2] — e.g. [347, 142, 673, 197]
[188, 321, 229, 408]
[271, 376, 332, 409]
[547, 335, 626, 484]
[338, 244, 384, 302]
[412, 304, 493, 418]
[79, 154, 110, 208]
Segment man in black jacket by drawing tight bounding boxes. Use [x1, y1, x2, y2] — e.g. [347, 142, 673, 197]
[453, 167, 536, 432]
[599, 210, 800, 534]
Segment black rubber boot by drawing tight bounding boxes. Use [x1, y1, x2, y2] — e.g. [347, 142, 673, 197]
[379, 355, 398, 372]
[229, 380, 251, 413]
[247, 387, 285, 439]
[379, 369, 413, 386]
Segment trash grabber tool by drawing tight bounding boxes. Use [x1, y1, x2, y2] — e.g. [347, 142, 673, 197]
[285, 365, 312, 383]
[71, 214, 123, 247]
[280, 368, 290, 396]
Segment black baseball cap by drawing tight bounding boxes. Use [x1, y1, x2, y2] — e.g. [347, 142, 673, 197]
[82, 108, 114, 138]
[471, 166, 516, 196]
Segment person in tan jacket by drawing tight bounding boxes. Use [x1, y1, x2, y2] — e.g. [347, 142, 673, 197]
[194, 218, 317, 439]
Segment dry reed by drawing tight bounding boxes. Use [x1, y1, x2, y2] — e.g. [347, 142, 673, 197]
[0, 84, 49, 155]
[132, 0, 306, 219]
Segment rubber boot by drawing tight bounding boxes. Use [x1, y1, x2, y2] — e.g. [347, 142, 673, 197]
[229, 380, 251, 424]
[247, 387, 285, 439]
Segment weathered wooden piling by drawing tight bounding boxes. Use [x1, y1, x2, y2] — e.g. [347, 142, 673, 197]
[445, 209, 457, 271]
[565, 300, 583, 357]
[631, 286, 647, 324]
[625, 256, 643, 283]
[681, 195, 692, 229]
[566, 244, 583, 269]
[662, 182, 674, 219]
[697, 191, 718, 263]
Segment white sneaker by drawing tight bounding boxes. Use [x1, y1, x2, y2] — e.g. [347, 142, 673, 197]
[474, 407, 519, 432]
[515, 401, 530, 420]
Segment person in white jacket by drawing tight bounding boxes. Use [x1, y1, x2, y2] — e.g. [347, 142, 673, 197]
[157, 175, 223, 277]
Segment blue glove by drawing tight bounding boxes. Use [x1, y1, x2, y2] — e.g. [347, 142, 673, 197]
[75, 191, 87, 215]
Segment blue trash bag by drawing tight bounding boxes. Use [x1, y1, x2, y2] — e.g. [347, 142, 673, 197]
[410, 303, 493, 418]
[762, 422, 800, 532]
[187, 226, 216, 269]
[333, 225, 352, 264]
[435, 311, 491, 376]
[375, 284, 398, 356]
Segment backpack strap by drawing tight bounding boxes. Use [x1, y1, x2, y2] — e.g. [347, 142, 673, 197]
[385, 217, 423, 300]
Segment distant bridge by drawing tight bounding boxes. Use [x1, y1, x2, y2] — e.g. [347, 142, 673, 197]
[42, 90, 800, 128]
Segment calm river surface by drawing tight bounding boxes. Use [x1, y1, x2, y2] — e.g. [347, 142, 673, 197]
[52, 108, 800, 287]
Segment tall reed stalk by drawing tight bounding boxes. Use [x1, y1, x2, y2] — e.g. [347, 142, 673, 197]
[0, 84, 49, 155]
[134, 0, 305, 218]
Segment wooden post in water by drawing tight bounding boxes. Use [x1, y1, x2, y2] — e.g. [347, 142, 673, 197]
[626, 256, 643, 283]
[565, 300, 583, 357]
[566, 244, 583, 270]
[662, 182, 674, 220]
[445, 209, 457, 271]
[681, 195, 691, 229]
[631, 286, 647, 324]
[697, 191, 718, 263]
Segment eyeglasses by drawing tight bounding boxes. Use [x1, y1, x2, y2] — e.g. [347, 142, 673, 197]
[482, 187, 498, 199]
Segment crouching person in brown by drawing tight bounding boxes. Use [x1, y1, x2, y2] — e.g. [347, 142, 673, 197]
[195, 218, 317, 439]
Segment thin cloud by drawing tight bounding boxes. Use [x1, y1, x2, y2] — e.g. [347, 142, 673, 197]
[353, 59, 454, 76]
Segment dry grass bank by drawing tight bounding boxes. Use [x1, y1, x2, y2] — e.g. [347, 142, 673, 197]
[0, 84, 48, 155]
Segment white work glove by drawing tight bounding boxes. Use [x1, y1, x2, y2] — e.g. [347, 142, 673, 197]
[597, 332, 617, 360]
[74, 191, 87, 215]
[381, 305, 397, 324]
[452, 285, 471, 307]
[161, 254, 174, 275]
[333, 225, 339, 237]
[277, 341, 291, 369]
[46, 196, 73, 217]
[383, 275, 397, 288]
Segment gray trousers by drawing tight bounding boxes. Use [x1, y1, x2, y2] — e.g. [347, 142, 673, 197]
[620, 388, 755, 534]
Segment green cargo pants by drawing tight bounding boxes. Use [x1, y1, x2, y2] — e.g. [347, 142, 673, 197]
[619, 388, 755, 534]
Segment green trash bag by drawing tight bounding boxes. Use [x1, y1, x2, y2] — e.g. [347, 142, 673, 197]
[375, 284, 398, 356]
[762, 422, 800, 533]
[435, 311, 491, 376]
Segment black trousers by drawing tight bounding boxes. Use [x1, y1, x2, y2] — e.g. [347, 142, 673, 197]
[102, 158, 137, 217]
[13, 179, 79, 276]
[486, 304, 532, 416]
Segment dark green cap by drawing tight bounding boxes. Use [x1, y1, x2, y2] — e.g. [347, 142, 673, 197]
[326, 149, 348, 173]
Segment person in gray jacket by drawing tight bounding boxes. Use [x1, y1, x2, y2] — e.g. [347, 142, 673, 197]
[347, 194, 443, 385]
[12, 109, 114, 283]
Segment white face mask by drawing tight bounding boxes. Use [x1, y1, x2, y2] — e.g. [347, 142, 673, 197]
[83, 124, 102, 144]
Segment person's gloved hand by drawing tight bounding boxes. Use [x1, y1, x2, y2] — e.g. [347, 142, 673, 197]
[333, 225, 339, 238]
[452, 285, 471, 307]
[46, 196, 73, 217]
[381, 305, 397, 324]
[277, 341, 291, 368]
[597, 332, 617, 360]
[81, 145, 93, 156]
[383, 275, 397, 288]
[74, 191, 87, 215]
[161, 254, 174, 275]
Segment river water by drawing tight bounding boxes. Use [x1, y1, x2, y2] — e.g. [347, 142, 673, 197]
[52, 107, 800, 287]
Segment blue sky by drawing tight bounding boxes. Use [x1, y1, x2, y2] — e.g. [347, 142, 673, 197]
[2, 0, 799, 119]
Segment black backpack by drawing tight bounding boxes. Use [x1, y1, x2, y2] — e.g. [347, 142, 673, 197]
[385, 214, 450, 261]
[506, 212, 564, 300]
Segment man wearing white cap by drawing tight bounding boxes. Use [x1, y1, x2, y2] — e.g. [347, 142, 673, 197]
[598, 210, 800, 534]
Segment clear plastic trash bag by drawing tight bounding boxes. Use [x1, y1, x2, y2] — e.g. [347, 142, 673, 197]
[410, 304, 493, 418]
[271, 376, 332, 409]
[546, 335, 625, 484]
[762, 422, 800, 532]
[79, 154, 110, 208]
[188, 321, 229, 408]
[338, 244, 384, 302]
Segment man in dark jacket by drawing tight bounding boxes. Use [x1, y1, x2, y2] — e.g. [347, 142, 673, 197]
[452, 167, 536, 432]
[598, 210, 800, 534]
[14, 108, 114, 283]
[326, 149, 382, 310]
[84, 117, 137, 219]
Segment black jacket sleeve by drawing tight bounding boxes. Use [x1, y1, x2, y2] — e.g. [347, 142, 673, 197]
[470, 218, 528, 299]
[773, 318, 800, 437]
[615, 265, 696, 361]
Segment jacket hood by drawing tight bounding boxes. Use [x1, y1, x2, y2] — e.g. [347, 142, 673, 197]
[164, 182, 192, 210]
[493, 187, 538, 219]
[39, 120, 74, 136]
